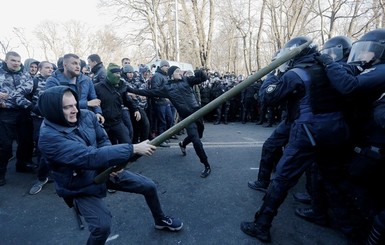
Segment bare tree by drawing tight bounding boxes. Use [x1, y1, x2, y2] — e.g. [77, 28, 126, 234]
[4, 0, 382, 74]
[13, 28, 36, 58]
[88, 27, 127, 65]
[314, 0, 378, 43]
[98, 0, 171, 62]
[34, 21, 66, 62]
[255, 0, 267, 71]
[0, 38, 16, 57]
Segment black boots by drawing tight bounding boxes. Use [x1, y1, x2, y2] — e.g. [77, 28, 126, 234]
[201, 165, 211, 178]
[240, 211, 274, 243]
[295, 207, 328, 227]
[247, 180, 269, 192]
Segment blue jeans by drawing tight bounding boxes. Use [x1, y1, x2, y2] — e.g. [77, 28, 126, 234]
[74, 170, 165, 245]
[155, 103, 173, 135]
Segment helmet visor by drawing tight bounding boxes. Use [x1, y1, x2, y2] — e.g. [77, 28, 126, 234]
[320, 45, 344, 62]
[347, 41, 385, 64]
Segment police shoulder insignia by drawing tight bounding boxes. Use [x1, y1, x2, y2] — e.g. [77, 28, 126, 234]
[361, 67, 375, 75]
[266, 84, 277, 94]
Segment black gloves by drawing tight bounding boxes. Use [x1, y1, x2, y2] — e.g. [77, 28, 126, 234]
[194, 69, 208, 81]
[315, 53, 334, 67]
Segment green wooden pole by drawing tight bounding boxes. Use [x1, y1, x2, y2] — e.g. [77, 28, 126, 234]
[94, 40, 312, 184]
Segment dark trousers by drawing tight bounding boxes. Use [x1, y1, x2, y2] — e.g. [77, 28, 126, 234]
[74, 170, 165, 245]
[131, 108, 150, 143]
[257, 120, 291, 184]
[155, 103, 173, 135]
[0, 109, 34, 176]
[215, 101, 230, 123]
[33, 116, 50, 181]
[181, 118, 208, 165]
[257, 118, 351, 229]
[121, 108, 133, 141]
[105, 121, 132, 144]
[241, 98, 257, 123]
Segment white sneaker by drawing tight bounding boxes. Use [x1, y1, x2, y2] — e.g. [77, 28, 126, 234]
[29, 178, 49, 195]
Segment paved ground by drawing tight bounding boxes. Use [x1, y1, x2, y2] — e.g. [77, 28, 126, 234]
[0, 122, 348, 245]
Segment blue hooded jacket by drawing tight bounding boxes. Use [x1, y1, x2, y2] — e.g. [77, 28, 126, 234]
[38, 86, 134, 198]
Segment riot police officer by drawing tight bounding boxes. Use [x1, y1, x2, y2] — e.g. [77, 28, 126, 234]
[317, 28, 385, 243]
[240, 36, 350, 243]
[295, 35, 353, 225]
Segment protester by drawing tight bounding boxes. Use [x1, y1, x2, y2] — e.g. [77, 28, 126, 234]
[38, 86, 183, 244]
[95, 63, 138, 144]
[0, 51, 36, 186]
[28, 61, 55, 194]
[24, 58, 40, 78]
[122, 64, 151, 143]
[127, 66, 212, 178]
[45, 53, 105, 124]
[87, 53, 106, 84]
[149, 60, 173, 147]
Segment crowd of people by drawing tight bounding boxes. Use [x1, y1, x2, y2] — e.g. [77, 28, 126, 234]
[1, 28, 385, 245]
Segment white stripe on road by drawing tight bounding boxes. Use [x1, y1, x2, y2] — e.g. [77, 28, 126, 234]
[168, 141, 264, 148]
[106, 234, 119, 243]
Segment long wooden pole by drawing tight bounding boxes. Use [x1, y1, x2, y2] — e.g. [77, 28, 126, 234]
[94, 40, 312, 184]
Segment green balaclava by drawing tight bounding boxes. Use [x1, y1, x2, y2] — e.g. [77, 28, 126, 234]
[107, 63, 121, 86]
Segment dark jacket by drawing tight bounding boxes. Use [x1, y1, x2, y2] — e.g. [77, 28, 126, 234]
[260, 54, 349, 148]
[30, 74, 49, 117]
[38, 86, 134, 199]
[128, 70, 208, 119]
[46, 70, 103, 115]
[90, 62, 106, 84]
[325, 62, 385, 145]
[95, 79, 139, 128]
[150, 66, 170, 105]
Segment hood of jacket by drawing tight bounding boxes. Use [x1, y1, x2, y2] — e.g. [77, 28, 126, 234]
[23, 58, 39, 73]
[155, 66, 167, 75]
[38, 86, 80, 127]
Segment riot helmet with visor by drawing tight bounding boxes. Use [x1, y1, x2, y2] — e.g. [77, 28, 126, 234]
[320, 36, 352, 62]
[347, 28, 385, 67]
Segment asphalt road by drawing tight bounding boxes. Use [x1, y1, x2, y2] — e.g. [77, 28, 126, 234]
[0, 122, 348, 245]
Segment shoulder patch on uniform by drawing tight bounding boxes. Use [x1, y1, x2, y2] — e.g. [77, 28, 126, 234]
[361, 67, 375, 75]
[266, 84, 277, 94]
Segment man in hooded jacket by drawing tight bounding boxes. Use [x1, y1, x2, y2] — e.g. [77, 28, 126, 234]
[38, 86, 183, 245]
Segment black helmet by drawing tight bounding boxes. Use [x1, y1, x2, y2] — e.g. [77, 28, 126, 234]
[348, 28, 385, 66]
[280, 36, 318, 68]
[321, 36, 352, 62]
[283, 36, 318, 57]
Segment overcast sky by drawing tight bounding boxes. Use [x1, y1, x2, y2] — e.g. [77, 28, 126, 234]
[0, 0, 114, 60]
[1, 0, 110, 36]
